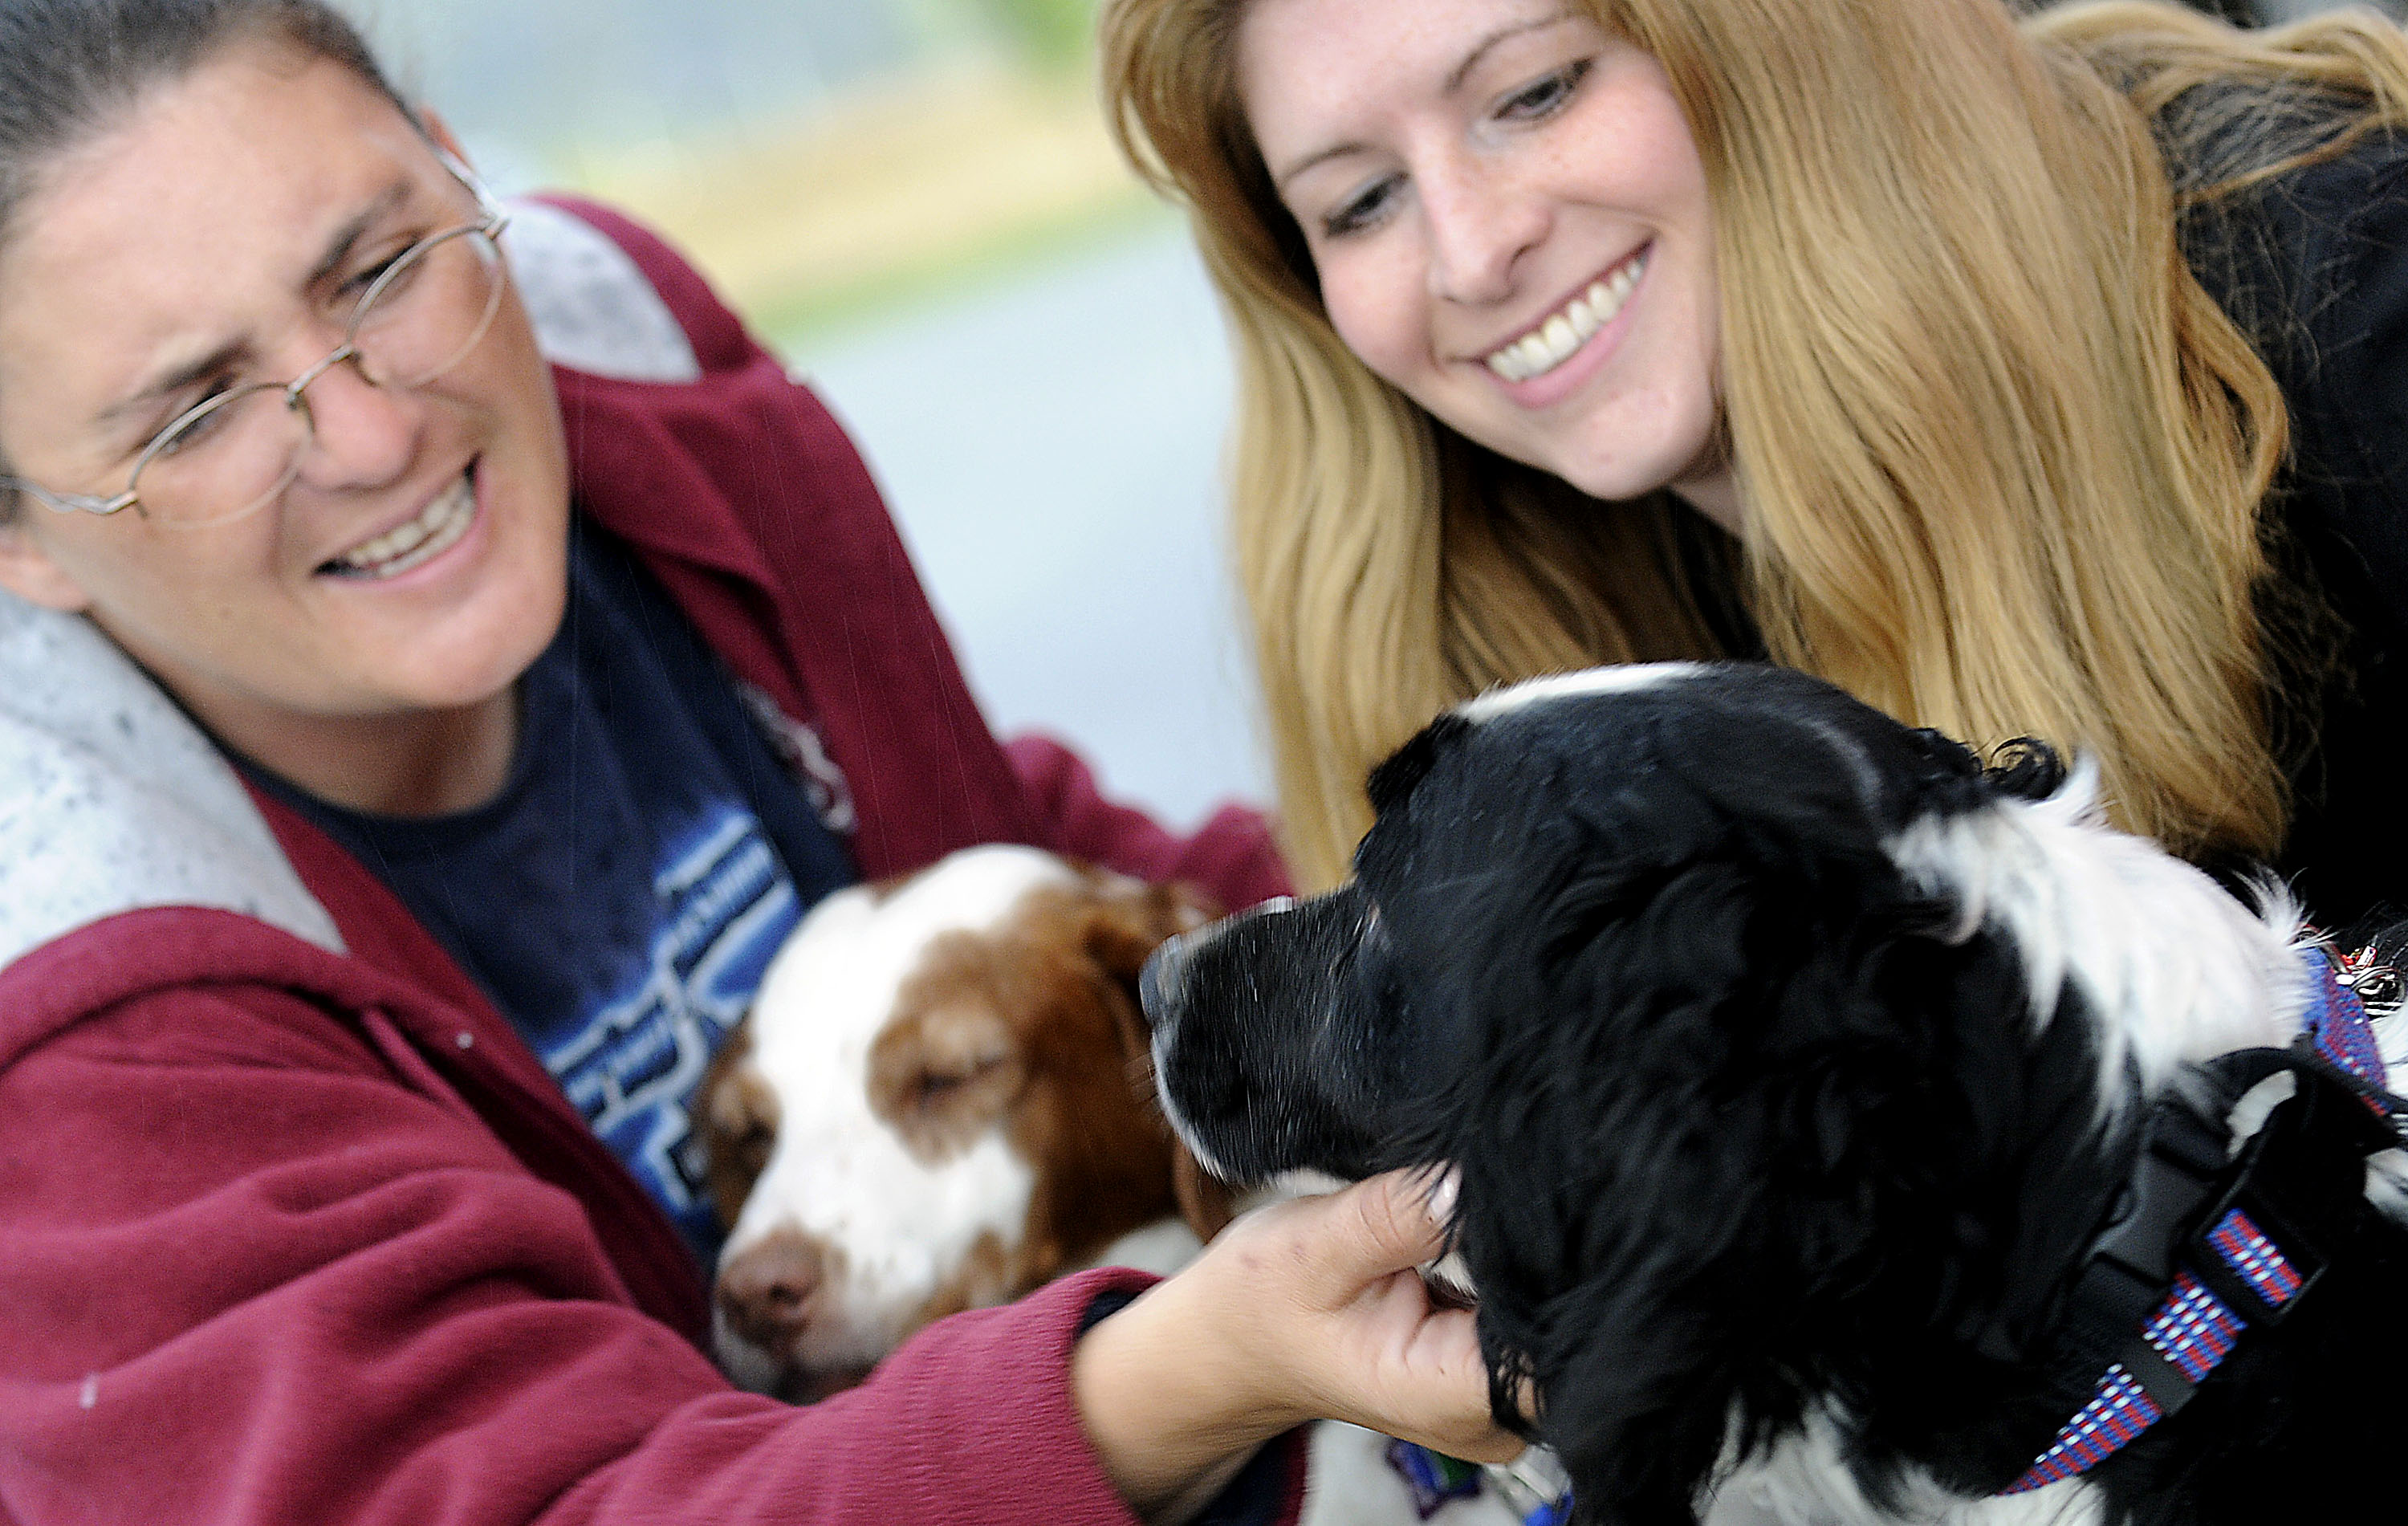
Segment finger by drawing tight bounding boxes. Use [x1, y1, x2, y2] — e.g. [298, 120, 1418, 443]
[1321, 1167, 1455, 1284]
[1353, 1305, 1523, 1463]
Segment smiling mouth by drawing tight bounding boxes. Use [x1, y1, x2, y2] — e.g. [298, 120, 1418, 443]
[322, 470, 477, 580]
[1483, 247, 1649, 384]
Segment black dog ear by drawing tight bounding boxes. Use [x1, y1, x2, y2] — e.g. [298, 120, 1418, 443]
[1437, 807, 2013, 1524]
[1439, 852, 1795, 1525]
[1367, 714, 1471, 816]
[1519, 1309, 1740, 1526]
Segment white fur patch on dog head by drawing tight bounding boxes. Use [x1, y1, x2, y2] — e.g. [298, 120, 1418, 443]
[1458, 662, 1708, 725]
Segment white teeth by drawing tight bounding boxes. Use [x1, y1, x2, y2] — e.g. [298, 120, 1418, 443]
[331, 474, 475, 579]
[1567, 293, 1602, 342]
[1483, 250, 1649, 384]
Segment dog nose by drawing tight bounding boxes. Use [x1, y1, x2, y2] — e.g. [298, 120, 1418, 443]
[717, 1229, 828, 1354]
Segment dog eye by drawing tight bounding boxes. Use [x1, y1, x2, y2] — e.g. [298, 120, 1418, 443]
[733, 1120, 775, 1174]
[909, 1053, 1008, 1111]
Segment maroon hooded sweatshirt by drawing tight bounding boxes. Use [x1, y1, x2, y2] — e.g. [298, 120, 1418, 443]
[0, 197, 1297, 1525]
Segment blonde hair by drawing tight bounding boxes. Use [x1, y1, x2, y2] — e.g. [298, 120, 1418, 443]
[1104, 0, 2408, 889]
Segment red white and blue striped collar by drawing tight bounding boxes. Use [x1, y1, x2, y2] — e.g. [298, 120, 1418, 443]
[2001, 942, 2404, 1495]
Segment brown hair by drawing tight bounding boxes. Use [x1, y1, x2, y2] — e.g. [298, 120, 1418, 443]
[0, 0, 414, 510]
[0, 0, 409, 245]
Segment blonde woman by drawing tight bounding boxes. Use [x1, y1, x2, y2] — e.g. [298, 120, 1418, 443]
[1101, 0, 2408, 928]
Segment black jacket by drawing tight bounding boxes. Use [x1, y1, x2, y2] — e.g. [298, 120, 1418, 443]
[2186, 131, 2408, 928]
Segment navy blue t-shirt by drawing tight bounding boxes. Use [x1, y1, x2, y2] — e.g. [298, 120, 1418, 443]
[247, 522, 856, 1267]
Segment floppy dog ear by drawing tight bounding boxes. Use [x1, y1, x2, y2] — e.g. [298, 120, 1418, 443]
[1438, 856, 1788, 1522]
[1509, 1284, 1746, 1526]
[1438, 798, 2006, 1523]
[1084, 878, 1222, 990]
[1461, 1066, 1775, 1525]
[697, 1015, 779, 1234]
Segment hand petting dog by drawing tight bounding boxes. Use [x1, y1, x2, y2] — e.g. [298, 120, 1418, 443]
[1073, 1169, 1521, 1525]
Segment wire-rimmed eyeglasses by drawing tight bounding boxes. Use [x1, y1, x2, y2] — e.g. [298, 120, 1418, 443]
[1, 153, 510, 530]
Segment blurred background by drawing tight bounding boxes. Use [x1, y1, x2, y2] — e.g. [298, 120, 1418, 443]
[339, 0, 1271, 831]
[332, 0, 2397, 832]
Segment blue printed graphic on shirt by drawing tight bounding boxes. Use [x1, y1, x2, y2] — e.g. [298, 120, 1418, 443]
[547, 808, 799, 1221]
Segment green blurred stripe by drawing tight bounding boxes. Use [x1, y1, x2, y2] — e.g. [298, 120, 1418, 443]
[766, 191, 1174, 354]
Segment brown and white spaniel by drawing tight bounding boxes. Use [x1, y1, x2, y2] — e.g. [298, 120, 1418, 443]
[698, 844, 1229, 1397]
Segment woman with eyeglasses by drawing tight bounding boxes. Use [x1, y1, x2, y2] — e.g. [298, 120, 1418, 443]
[0, 2, 1517, 1523]
[1101, 0, 2408, 923]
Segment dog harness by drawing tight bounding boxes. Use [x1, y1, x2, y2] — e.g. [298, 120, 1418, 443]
[2001, 942, 2407, 1495]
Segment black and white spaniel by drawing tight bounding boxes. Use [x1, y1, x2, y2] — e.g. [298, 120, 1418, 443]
[1141, 662, 2408, 1526]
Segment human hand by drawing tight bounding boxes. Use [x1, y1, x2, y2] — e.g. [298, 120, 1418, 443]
[1072, 1170, 1521, 1523]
